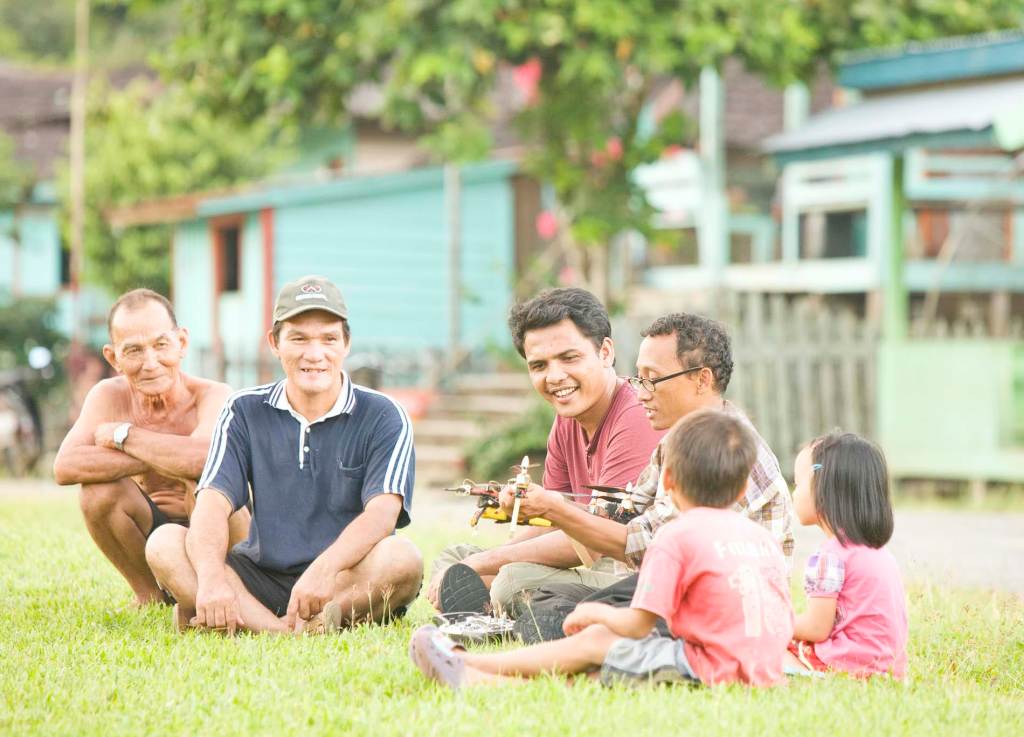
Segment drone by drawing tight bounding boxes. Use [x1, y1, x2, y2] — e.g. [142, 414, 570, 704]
[444, 456, 553, 536]
[582, 483, 641, 523]
[445, 458, 642, 533]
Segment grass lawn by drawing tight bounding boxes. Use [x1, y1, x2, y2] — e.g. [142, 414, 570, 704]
[2, 493, 1023, 737]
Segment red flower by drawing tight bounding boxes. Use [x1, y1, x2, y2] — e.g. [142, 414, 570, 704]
[606, 137, 623, 161]
[535, 210, 558, 239]
[513, 58, 542, 104]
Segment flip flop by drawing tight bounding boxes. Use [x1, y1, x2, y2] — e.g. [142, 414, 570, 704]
[409, 625, 466, 691]
[302, 601, 342, 634]
[172, 603, 232, 635]
[438, 563, 491, 616]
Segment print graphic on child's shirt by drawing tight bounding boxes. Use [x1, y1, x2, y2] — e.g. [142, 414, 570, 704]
[728, 566, 763, 637]
[726, 563, 790, 639]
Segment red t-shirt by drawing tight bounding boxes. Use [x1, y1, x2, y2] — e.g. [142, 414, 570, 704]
[632, 507, 793, 686]
[542, 379, 664, 502]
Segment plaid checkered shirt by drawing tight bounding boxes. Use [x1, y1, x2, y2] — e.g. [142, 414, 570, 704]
[622, 401, 795, 571]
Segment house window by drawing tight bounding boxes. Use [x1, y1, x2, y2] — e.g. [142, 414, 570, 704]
[59, 242, 72, 287]
[216, 224, 241, 292]
[798, 209, 867, 259]
[912, 206, 1009, 261]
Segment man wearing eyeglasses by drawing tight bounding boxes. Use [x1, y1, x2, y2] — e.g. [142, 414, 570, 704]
[503, 313, 795, 640]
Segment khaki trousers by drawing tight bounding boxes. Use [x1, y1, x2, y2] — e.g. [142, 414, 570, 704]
[433, 543, 627, 617]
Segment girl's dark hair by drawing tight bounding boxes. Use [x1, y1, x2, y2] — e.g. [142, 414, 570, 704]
[811, 432, 894, 548]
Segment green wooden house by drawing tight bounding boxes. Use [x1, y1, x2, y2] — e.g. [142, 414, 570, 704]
[763, 31, 1024, 483]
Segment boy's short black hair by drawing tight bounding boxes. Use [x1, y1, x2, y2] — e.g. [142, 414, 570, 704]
[508, 288, 611, 358]
[641, 313, 733, 393]
[810, 432, 893, 548]
[662, 409, 756, 508]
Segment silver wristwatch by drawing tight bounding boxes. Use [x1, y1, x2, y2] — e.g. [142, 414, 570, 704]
[113, 422, 133, 452]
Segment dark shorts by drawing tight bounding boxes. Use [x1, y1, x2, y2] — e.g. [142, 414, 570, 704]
[226, 552, 303, 617]
[522, 574, 672, 642]
[225, 552, 419, 621]
[144, 493, 189, 539]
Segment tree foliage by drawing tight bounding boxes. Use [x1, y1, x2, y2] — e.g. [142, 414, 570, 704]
[59, 81, 279, 295]
[0, 0, 182, 68]
[160, 0, 1024, 296]
[465, 397, 554, 482]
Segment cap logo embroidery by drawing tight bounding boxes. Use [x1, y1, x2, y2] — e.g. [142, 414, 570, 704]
[300, 283, 323, 294]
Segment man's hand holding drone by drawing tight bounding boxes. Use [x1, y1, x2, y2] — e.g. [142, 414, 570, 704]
[498, 482, 564, 521]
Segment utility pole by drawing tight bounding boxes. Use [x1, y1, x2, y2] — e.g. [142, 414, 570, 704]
[69, 0, 90, 348]
[444, 164, 462, 372]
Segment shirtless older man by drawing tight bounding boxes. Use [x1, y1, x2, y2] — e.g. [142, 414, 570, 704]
[54, 289, 247, 605]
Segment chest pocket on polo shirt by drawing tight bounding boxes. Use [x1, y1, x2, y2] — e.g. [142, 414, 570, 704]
[329, 463, 365, 515]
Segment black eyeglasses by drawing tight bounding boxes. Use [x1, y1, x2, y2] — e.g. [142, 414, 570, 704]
[627, 366, 704, 393]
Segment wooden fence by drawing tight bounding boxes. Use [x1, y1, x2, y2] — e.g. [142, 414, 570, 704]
[619, 291, 879, 475]
[721, 293, 878, 474]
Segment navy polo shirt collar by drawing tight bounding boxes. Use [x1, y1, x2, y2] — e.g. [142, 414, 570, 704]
[266, 372, 356, 416]
[265, 372, 356, 468]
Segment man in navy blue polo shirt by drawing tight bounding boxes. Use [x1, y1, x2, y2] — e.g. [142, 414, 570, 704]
[145, 275, 423, 634]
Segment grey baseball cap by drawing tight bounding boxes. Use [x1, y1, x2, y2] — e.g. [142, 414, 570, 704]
[273, 275, 349, 324]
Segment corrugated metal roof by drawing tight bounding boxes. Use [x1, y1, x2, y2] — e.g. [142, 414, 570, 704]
[838, 31, 1024, 91]
[764, 77, 1024, 154]
[840, 29, 1024, 66]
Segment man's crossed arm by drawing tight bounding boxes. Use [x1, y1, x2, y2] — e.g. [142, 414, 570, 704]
[53, 381, 231, 485]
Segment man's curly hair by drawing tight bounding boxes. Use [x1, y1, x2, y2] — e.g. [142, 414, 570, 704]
[641, 313, 733, 393]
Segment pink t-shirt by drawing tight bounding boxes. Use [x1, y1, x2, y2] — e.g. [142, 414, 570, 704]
[805, 537, 908, 678]
[542, 379, 664, 502]
[632, 507, 793, 686]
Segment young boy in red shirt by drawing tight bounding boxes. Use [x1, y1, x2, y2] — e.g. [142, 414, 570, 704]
[410, 408, 794, 688]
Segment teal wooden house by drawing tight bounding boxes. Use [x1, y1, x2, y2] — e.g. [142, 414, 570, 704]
[0, 62, 112, 348]
[114, 145, 539, 389]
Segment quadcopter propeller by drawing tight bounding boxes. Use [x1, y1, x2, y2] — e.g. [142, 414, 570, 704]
[584, 484, 629, 495]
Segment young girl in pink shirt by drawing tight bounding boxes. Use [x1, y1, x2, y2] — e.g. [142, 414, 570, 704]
[788, 432, 908, 678]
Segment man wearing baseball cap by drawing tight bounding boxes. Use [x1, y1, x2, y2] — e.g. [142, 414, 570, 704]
[145, 275, 423, 634]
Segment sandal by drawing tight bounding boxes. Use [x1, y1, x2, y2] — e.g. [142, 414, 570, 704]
[409, 625, 466, 690]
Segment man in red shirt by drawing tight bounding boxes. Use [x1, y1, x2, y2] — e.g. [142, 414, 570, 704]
[427, 288, 663, 615]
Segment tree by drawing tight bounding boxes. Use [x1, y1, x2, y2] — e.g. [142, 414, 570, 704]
[160, 1, 1024, 299]
[58, 80, 280, 295]
[0, 0, 183, 68]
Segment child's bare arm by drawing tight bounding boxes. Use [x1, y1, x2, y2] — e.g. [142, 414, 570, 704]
[793, 597, 837, 642]
[563, 602, 659, 640]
